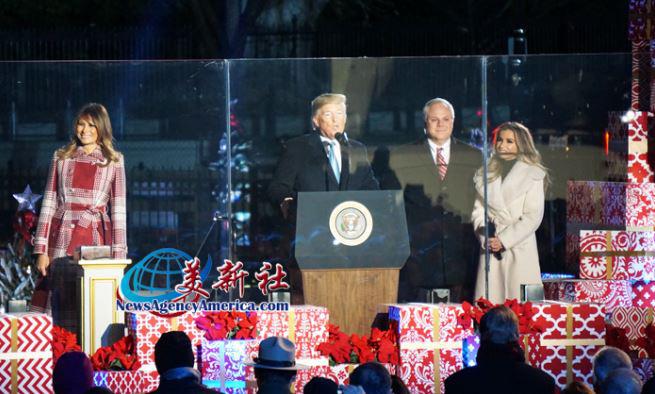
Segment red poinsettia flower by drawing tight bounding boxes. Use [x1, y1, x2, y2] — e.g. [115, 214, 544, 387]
[458, 298, 544, 335]
[635, 323, 655, 358]
[90, 347, 113, 371]
[318, 324, 399, 366]
[350, 334, 375, 363]
[376, 338, 399, 364]
[51, 326, 81, 365]
[606, 325, 632, 354]
[475, 297, 495, 310]
[195, 311, 258, 340]
[645, 323, 655, 340]
[90, 335, 140, 371]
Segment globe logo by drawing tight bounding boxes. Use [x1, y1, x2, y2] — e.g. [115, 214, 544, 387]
[120, 247, 213, 302]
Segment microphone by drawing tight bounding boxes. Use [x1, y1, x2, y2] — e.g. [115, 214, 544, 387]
[334, 132, 349, 146]
[487, 221, 503, 260]
[480, 221, 503, 260]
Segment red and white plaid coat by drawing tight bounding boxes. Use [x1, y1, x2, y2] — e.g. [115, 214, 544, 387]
[34, 146, 127, 259]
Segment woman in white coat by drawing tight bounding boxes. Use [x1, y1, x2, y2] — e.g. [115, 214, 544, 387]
[472, 122, 549, 304]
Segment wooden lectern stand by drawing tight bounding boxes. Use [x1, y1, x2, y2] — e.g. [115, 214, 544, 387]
[78, 258, 130, 354]
[296, 191, 409, 336]
[302, 268, 398, 335]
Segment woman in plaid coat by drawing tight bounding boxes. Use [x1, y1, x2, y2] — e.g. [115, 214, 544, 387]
[32, 102, 127, 336]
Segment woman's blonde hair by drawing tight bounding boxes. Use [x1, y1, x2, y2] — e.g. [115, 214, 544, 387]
[56, 103, 120, 165]
[488, 121, 550, 189]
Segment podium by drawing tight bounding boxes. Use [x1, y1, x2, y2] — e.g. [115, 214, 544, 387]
[296, 190, 409, 335]
[78, 258, 130, 354]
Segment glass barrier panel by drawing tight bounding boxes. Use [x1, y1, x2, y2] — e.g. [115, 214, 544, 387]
[486, 53, 631, 294]
[228, 57, 484, 303]
[0, 60, 228, 297]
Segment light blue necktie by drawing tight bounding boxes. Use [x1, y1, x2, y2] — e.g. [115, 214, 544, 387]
[327, 141, 340, 183]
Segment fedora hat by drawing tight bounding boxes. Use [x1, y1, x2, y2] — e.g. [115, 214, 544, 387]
[247, 336, 308, 371]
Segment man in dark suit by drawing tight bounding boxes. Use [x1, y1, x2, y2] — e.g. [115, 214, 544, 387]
[268, 93, 379, 302]
[388, 98, 481, 302]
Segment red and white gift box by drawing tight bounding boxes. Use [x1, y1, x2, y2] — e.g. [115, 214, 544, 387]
[632, 281, 655, 308]
[0, 313, 53, 394]
[566, 181, 655, 232]
[389, 303, 473, 394]
[200, 338, 253, 392]
[627, 111, 655, 184]
[566, 181, 626, 228]
[543, 279, 632, 313]
[93, 370, 159, 394]
[126, 311, 204, 369]
[627, 183, 655, 229]
[579, 230, 655, 281]
[254, 306, 329, 360]
[609, 306, 655, 357]
[530, 302, 606, 388]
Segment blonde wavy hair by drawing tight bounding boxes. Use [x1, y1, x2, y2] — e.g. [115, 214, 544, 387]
[488, 121, 550, 189]
[56, 103, 120, 166]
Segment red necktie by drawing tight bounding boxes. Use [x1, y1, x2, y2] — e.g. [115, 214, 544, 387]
[437, 147, 447, 180]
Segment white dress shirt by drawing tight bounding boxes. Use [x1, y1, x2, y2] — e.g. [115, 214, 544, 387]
[320, 135, 342, 173]
[428, 138, 451, 165]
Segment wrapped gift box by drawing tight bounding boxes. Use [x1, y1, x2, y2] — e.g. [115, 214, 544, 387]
[126, 311, 204, 369]
[608, 306, 655, 357]
[543, 279, 632, 313]
[254, 306, 329, 360]
[627, 111, 655, 184]
[0, 313, 53, 394]
[93, 370, 159, 394]
[627, 183, 655, 229]
[633, 281, 655, 308]
[531, 302, 606, 387]
[566, 180, 627, 270]
[200, 338, 253, 392]
[579, 230, 655, 280]
[566, 181, 626, 228]
[128, 306, 328, 379]
[389, 303, 474, 394]
[462, 335, 480, 367]
[566, 181, 655, 269]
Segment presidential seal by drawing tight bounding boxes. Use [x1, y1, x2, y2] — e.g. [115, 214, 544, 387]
[329, 201, 373, 246]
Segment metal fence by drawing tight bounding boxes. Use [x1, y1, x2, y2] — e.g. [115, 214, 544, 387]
[0, 27, 194, 60]
[0, 20, 629, 61]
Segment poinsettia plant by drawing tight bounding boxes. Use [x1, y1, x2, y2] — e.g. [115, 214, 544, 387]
[317, 324, 399, 366]
[605, 325, 632, 355]
[458, 297, 545, 335]
[635, 323, 655, 358]
[90, 335, 140, 371]
[51, 325, 81, 365]
[195, 311, 258, 340]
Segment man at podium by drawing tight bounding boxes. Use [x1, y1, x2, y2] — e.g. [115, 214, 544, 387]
[268, 93, 379, 302]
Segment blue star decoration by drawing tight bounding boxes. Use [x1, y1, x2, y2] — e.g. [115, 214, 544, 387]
[13, 185, 42, 212]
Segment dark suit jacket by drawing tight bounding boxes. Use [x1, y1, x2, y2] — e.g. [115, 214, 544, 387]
[444, 341, 556, 394]
[387, 138, 481, 300]
[268, 133, 379, 206]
